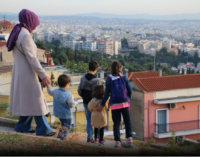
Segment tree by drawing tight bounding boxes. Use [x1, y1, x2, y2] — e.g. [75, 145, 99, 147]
[66, 48, 69, 57]
[194, 51, 198, 58]
[182, 50, 185, 56]
[99, 60, 108, 70]
[90, 54, 92, 61]
[65, 60, 76, 72]
[124, 55, 127, 61]
[77, 61, 88, 73]
[35, 40, 45, 50]
[118, 54, 123, 59]
[53, 58, 59, 65]
[119, 58, 126, 66]
[50, 72, 55, 86]
[75, 49, 77, 62]
[158, 62, 161, 68]
[57, 52, 68, 65]
[85, 56, 89, 63]
[178, 49, 181, 55]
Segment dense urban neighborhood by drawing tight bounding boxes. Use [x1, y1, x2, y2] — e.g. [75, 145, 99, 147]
[0, 10, 200, 155]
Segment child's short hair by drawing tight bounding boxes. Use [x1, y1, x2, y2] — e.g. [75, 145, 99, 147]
[89, 60, 99, 71]
[58, 74, 71, 88]
[92, 85, 105, 99]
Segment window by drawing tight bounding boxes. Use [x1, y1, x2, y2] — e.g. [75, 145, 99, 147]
[156, 108, 169, 133]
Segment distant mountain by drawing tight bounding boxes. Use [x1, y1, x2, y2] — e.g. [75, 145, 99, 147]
[1, 12, 200, 21]
[73, 12, 200, 20]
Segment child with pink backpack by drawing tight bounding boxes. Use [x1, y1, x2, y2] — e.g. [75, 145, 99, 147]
[97, 61, 133, 148]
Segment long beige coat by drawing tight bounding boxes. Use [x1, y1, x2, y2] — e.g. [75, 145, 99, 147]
[88, 98, 108, 128]
[9, 27, 49, 116]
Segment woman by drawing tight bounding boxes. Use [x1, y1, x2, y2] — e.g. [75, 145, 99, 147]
[6, 9, 55, 136]
[97, 61, 133, 148]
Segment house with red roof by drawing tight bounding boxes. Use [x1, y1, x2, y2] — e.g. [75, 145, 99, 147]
[129, 71, 200, 143]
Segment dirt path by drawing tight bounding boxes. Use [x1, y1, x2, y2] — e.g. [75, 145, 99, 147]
[0, 126, 139, 150]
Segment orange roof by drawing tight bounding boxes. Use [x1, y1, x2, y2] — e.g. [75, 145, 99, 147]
[135, 73, 200, 92]
[129, 71, 168, 91]
[0, 20, 14, 26]
[128, 71, 168, 80]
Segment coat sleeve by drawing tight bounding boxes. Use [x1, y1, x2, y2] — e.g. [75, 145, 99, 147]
[47, 86, 54, 96]
[66, 94, 78, 108]
[21, 34, 48, 79]
[100, 77, 111, 107]
[87, 100, 93, 112]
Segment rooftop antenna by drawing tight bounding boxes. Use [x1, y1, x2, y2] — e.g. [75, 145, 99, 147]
[3, 15, 5, 20]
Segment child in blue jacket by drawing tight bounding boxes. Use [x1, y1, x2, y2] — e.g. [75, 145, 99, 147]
[47, 74, 78, 140]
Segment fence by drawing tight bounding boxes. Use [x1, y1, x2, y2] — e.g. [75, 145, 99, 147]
[155, 120, 200, 134]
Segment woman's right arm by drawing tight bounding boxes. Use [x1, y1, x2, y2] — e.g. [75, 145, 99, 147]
[100, 77, 111, 107]
[21, 34, 48, 80]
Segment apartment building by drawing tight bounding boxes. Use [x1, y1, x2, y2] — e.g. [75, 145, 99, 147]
[64, 41, 76, 50]
[162, 41, 171, 50]
[128, 39, 138, 48]
[137, 41, 149, 53]
[113, 41, 119, 55]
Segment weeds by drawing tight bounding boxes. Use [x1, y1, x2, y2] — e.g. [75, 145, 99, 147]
[138, 138, 156, 155]
[0, 103, 8, 110]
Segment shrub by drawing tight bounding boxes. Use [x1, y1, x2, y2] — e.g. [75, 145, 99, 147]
[0, 103, 8, 110]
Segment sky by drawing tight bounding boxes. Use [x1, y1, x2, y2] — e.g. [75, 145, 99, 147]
[1, 0, 200, 16]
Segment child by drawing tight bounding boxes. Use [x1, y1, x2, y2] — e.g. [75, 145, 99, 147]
[88, 85, 108, 146]
[78, 60, 101, 143]
[97, 61, 133, 148]
[47, 74, 78, 140]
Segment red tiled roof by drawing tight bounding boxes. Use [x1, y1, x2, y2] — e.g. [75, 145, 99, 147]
[135, 73, 200, 92]
[128, 71, 168, 80]
[129, 71, 168, 91]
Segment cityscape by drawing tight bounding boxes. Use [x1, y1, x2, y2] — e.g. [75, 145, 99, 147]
[0, 0, 200, 155]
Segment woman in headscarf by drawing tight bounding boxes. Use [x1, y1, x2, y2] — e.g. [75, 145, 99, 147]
[7, 9, 55, 136]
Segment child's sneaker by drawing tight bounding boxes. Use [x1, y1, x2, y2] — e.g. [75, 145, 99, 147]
[127, 137, 133, 145]
[99, 141, 104, 146]
[94, 138, 99, 144]
[114, 141, 121, 148]
[87, 138, 94, 143]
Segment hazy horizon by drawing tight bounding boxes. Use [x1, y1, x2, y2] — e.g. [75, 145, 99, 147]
[1, 0, 200, 16]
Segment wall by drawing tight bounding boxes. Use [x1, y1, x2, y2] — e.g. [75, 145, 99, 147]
[145, 92, 200, 143]
[130, 89, 144, 141]
[155, 88, 200, 99]
[0, 72, 12, 94]
[1, 47, 13, 63]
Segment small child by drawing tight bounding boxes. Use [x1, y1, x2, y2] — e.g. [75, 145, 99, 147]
[47, 74, 78, 140]
[88, 85, 108, 146]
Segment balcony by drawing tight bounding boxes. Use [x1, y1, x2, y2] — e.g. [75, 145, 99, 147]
[154, 120, 200, 139]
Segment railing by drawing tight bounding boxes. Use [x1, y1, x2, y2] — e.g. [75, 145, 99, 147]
[155, 120, 200, 134]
